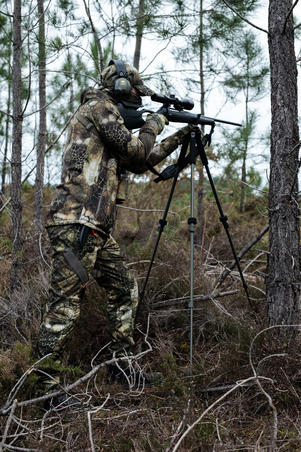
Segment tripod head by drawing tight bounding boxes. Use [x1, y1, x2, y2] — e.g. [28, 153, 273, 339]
[153, 126, 210, 183]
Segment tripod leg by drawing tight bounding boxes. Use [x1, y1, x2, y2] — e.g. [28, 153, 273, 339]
[187, 131, 201, 376]
[139, 135, 192, 304]
[188, 162, 197, 376]
[196, 130, 255, 311]
[139, 174, 179, 304]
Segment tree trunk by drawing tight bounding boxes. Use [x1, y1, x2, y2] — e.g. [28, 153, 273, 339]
[1, 74, 11, 198]
[34, 0, 46, 234]
[266, 0, 300, 325]
[133, 0, 145, 70]
[10, 0, 23, 290]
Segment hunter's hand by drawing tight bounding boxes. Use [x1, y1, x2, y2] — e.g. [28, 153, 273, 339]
[156, 106, 169, 123]
[145, 113, 168, 134]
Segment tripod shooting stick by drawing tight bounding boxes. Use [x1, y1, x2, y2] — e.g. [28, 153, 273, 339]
[194, 128, 255, 311]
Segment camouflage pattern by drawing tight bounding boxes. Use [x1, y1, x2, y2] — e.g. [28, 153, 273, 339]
[38, 224, 139, 357]
[100, 62, 154, 96]
[47, 88, 193, 234]
[39, 84, 194, 373]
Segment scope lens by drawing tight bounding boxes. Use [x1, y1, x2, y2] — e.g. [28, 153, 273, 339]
[181, 98, 194, 110]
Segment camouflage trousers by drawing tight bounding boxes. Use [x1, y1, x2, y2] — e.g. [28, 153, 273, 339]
[38, 224, 139, 359]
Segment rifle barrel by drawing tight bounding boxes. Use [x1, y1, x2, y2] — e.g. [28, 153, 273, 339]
[210, 117, 242, 127]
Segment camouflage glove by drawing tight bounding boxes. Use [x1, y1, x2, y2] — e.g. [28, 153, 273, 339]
[145, 113, 168, 135]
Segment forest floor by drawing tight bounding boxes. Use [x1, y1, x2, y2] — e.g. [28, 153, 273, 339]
[1, 180, 301, 451]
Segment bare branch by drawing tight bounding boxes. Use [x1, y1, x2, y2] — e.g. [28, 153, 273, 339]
[283, 0, 299, 34]
[0, 399, 17, 450]
[0, 10, 13, 17]
[117, 204, 178, 215]
[24, 81, 72, 118]
[152, 290, 238, 308]
[1, 107, 77, 212]
[22, 104, 80, 184]
[38, 233, 51, 269]
[171, 375, 272, 451]
[220, 0, 268, 34]
[83, 0, 104, 73]
[0, 195, 12, 214]
[5, 355, 52, 408]
[1, 345, 152, 415]
[165, 396, 191, 452]
[141, 38, 174, 74]
[248, 326, 293, 449]
[198, 380, 256, 393]
[213, 225, 269, 290]
[0, 109, 13, 119]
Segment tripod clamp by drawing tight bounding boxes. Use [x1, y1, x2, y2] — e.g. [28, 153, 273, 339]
[153, 125, 214, 184]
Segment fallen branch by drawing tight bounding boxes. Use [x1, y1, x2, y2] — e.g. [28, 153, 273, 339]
[117, 204, 178, 215]
[213, 225, 269, 290]
[165, 394, 192, 452]
[151, 290, 238, 308]
[248, 324, 301, 450]
[0, 399, 17, 451]
[171, 376, 273, 452]
[0, 348, 151, 415]
[199, 381, 256, 393]
[5, 355, 52, 409]
[1, 316, 152, 415]
[87, 394, 110, 452]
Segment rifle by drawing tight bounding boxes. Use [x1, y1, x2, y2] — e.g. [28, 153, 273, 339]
[117, 93, 242, 130]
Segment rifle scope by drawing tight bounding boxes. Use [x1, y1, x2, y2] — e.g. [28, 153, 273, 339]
[151, 93, 194, 111]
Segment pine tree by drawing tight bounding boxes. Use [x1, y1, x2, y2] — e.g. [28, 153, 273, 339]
[10, 0, 23, 290]
[171, 0, 262, 241]
[266, 0, 300, 326]
[0, 9, 12, 200]
[222, 30, 268, 212]
[217, 114, 263, 207]
[34, 0, 46, 234]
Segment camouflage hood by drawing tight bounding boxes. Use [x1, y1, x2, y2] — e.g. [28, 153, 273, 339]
[80, 87, 112, 105]
[100, 63, 154, 97]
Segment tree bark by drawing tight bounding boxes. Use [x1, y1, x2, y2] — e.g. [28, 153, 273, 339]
[34, 0, 46, 234]
[10, 0, 23, 290]
[133, 0, 145, 70]
[266, 0, 300, 325]
[1, 74, 11, 197]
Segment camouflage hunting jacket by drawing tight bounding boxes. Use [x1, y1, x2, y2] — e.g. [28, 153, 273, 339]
[47, 88, 192, 234]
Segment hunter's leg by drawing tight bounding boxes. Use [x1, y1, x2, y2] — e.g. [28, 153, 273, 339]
[93, 235, 139, 356]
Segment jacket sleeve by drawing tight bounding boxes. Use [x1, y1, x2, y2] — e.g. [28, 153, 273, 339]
[146, 125, 194, 169]
[89, 99, 166, 173]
